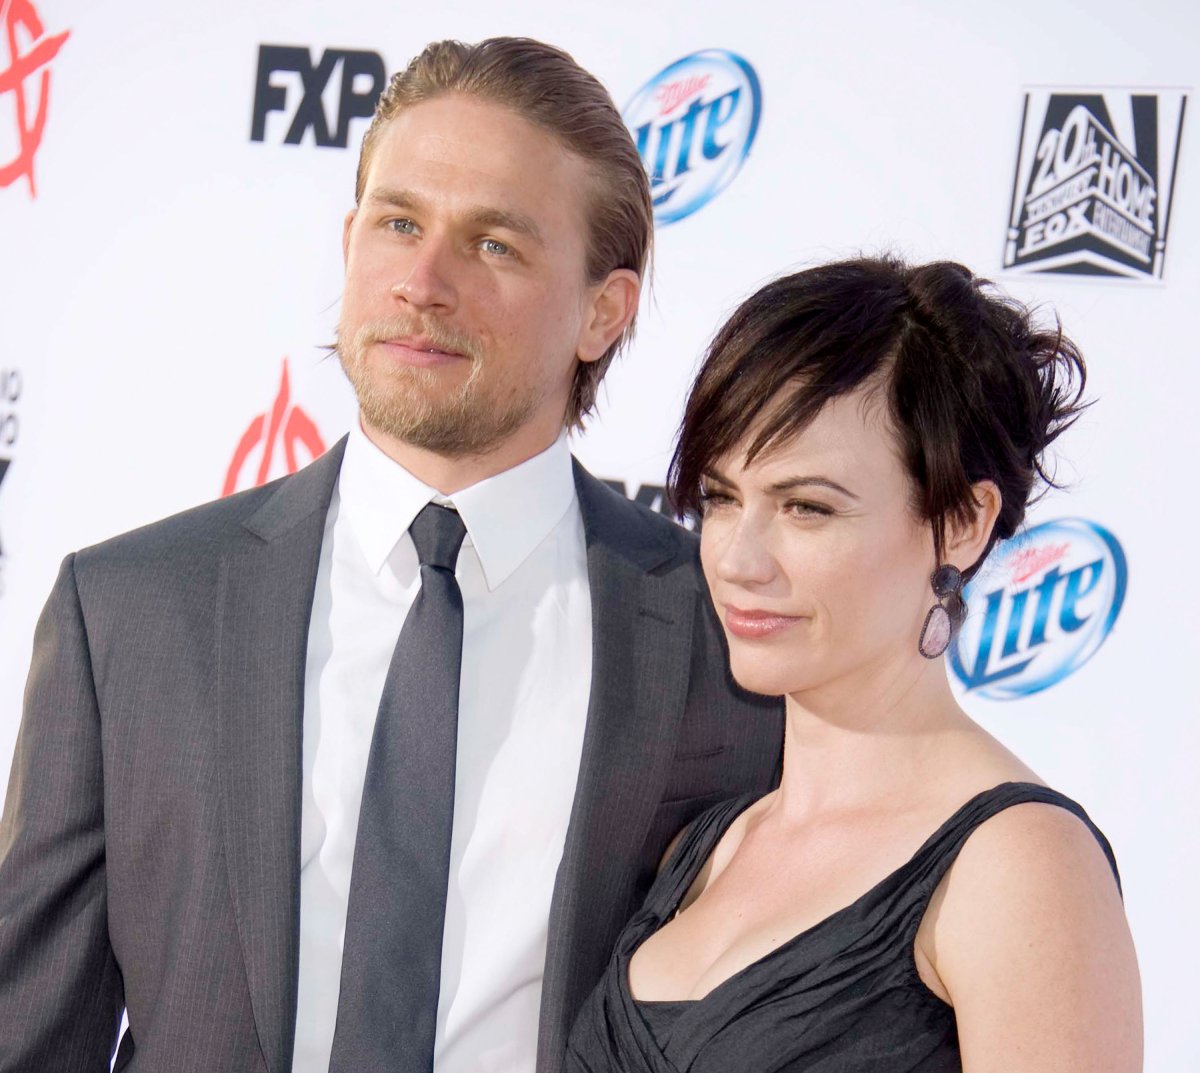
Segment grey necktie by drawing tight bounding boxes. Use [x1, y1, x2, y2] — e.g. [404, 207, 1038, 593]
[329, 502, 468, 1073]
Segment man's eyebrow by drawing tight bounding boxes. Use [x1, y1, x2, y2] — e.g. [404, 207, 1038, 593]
[364, 188, 544, 246]
[767, 475, 859, 499]
[365, 187, 426, 212]
[464, 206, 545, 245]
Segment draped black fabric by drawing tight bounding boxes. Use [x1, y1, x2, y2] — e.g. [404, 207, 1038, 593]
[565, 782, 1118, 1073]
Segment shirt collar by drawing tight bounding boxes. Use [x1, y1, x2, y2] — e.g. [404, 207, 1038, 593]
[339, 418, 578, 591]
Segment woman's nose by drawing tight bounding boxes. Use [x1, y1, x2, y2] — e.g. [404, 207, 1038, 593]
[709, 513, 778, 589]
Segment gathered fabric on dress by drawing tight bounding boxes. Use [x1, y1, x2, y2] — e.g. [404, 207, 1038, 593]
[564, 782, 1119, 1073]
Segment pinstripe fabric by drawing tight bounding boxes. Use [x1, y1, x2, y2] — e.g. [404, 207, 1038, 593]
[0, 442, 783, 1073]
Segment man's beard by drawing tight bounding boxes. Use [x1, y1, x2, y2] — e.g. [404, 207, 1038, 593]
[337, 315, 543, 457]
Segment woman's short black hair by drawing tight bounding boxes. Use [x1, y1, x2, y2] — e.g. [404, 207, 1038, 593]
[668, 255, 1088, 577]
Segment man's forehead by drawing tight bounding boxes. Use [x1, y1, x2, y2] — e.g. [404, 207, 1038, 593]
[374, 95, 582, 173]
[363, 100, 593, 238]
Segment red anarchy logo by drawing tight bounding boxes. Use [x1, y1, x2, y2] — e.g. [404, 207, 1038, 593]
[223, 359, 326, 497]
[0, 0, 70, 197]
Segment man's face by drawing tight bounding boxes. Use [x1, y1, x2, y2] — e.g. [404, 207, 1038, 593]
[338, 93, 602, 457]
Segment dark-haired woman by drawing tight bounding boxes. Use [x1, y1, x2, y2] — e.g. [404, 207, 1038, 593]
[565, 257, 1141, 1072]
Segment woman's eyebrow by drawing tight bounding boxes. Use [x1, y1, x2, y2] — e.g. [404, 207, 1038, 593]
[766, 476, 859, 499]
[700, 468, 735, 488]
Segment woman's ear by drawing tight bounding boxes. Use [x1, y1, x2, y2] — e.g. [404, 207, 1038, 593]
[946, 480, 1002, 570]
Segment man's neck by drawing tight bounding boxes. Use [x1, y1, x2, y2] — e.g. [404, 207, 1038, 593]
[359, 416, 567, 495]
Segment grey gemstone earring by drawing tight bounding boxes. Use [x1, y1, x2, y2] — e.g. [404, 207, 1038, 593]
[918, 564, 965, 659]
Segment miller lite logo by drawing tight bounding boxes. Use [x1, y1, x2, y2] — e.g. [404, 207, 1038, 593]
[623, 50, 762, 224]
[950, 519, 1128, 700]
[1004, 88, 1188, 279]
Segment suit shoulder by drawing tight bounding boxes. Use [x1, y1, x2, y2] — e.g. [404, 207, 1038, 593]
[74, 479, 285, 573]
[72, 438, 345, 579]
[626, 495, 698, 558]
[573, 461, 699, 571]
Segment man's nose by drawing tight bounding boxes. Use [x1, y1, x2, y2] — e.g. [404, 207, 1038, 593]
[391, 237, 458, 313]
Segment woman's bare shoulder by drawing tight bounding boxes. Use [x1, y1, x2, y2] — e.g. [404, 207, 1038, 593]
[918, 796, 1141, 1072]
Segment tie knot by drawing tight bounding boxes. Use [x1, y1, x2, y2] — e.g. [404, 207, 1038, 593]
[409, 503, 467, 572]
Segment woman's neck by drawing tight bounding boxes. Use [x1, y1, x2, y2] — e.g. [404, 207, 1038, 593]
[771, 652, 975, 820]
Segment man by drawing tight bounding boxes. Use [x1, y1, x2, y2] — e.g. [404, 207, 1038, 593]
[0, 38, 781, 1073]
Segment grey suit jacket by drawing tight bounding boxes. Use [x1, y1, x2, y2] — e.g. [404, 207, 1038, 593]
[0, 439, 782, 1073]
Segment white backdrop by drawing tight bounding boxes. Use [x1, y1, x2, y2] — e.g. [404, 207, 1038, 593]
[1, 1, 1196, 1068]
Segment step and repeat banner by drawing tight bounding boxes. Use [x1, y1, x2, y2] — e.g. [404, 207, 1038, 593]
[1, 0, 1196, 1067]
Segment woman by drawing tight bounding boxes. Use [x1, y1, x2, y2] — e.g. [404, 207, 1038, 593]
[565, 257, 1142, 1071]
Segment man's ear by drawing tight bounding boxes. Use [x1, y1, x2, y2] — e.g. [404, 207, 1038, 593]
[946, 480, 1002, 570]
[342, 210, 357, 265]
[577, 269, 641, 364]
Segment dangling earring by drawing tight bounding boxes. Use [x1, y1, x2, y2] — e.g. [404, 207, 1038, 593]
[918, 564, 965, 659]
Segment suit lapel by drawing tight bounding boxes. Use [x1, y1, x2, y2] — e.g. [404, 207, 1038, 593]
[216, 439, 345, 1073]
[537, 463, 699, 1072]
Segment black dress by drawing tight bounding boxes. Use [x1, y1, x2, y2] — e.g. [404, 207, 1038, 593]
[565, 782, 1118, 1073]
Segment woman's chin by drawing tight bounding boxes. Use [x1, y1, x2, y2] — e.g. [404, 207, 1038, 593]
[730, 661, 811, 699]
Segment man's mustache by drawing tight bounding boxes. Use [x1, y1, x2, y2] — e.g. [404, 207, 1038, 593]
[349, 317, 482, 363]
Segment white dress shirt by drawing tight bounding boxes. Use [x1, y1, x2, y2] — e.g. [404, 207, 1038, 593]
[292, 420, 592, 1073]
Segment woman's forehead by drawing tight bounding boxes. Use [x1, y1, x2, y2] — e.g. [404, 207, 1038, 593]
[716, 389, 899, 480]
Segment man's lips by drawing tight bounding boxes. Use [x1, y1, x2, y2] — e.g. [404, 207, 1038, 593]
[376, 338, 468, 368]
[722, 605, 804, 639]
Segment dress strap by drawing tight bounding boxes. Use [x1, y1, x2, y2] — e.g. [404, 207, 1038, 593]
[907, 781, 1121, 916]
[649, 794, 758, 921]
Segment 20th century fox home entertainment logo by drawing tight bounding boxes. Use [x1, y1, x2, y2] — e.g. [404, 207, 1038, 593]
[1004, 88, 1187, 280]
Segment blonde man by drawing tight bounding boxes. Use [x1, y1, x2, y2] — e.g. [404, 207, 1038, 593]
[0, 38, 782, 1073]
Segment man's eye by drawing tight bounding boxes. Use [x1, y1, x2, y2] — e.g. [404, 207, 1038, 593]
[387, 218, 417, 234]
[481, 238, 511, 256]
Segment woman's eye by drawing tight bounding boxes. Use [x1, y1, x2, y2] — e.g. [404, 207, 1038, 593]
[786, 500, 833, 518]
[698, 490, 736, 513]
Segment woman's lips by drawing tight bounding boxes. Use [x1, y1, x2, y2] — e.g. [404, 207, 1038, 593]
[723, 605, 803, 639]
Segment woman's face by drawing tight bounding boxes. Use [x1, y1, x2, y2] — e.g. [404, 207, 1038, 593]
[698, 387, 939, 700]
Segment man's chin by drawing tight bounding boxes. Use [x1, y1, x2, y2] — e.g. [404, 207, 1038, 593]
[348, 356, 471, 410]
[358, 400, 513, 458]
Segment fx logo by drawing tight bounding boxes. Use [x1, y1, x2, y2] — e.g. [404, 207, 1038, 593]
[250, 44, 385, 148]
[0, 0, 70, 197]
[601, 479, 674, 519]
